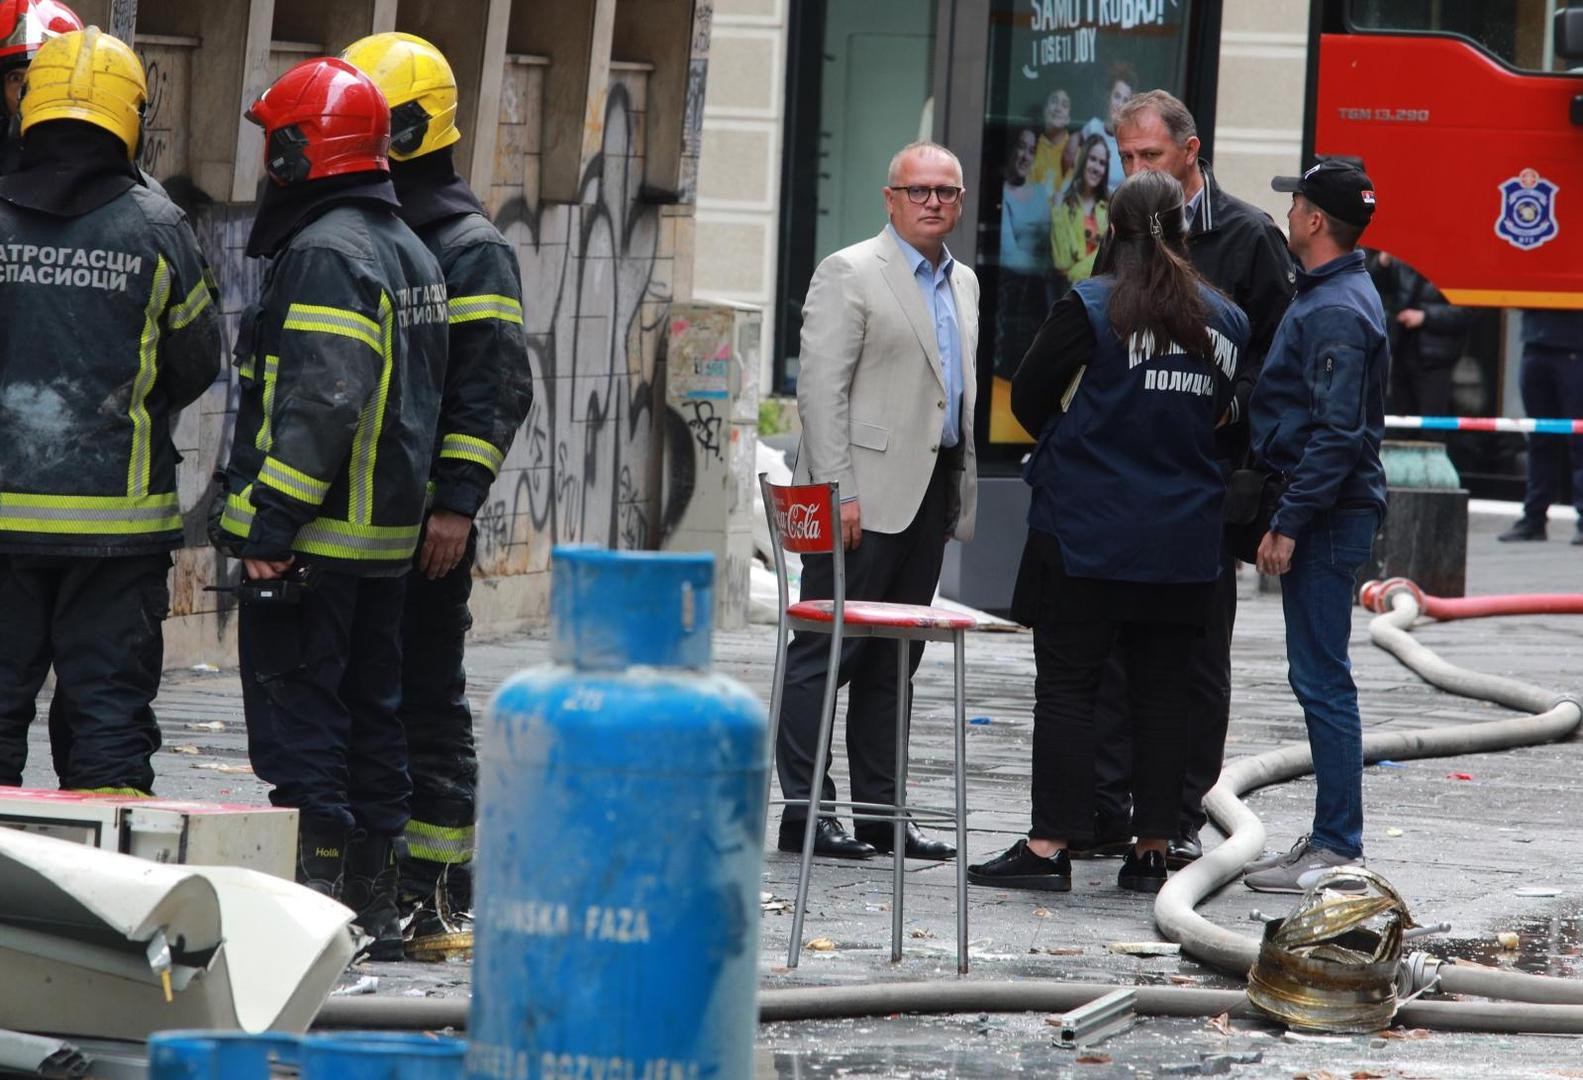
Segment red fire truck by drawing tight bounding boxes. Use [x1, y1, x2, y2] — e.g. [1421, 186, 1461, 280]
[1308, 1, 1583, 310]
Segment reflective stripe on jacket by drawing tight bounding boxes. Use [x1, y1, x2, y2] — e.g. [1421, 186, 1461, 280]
[0, 183, 222, 555]
[417, 211, 533, 518]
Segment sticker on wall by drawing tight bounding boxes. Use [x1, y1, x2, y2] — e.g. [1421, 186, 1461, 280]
[1496, 168, 1559, 251]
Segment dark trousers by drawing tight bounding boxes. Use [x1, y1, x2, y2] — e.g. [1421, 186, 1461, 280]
[1031, 616, 1193, 843]
[0, 553, 169, 791]
[240, 568, 412, 837]
[1389, 344, 1455, 420]
[1094, 547, 1237, 837]
[1519, 344, 1583, 523]
[397, 525, 479, 868]
[775, 459, 952, 825]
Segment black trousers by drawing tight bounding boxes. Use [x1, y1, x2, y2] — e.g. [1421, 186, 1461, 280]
[1032, 616, 1193, 843]
[775, 457, 953, 825]
[240, 568, 412, 838]
[0, 553, 169, 792]
[1094, 547, 1237, 837]
[397, 525, 479, 869]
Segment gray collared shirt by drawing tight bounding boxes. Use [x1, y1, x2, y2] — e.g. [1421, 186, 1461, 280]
[886, 223, 962, 447]
[1184, 183, 1205, 233]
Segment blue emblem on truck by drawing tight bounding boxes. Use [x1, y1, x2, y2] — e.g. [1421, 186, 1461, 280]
[1496, 168, 1559, 251]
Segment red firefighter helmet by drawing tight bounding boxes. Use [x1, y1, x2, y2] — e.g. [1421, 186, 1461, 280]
[246, 56, 390, 186]
[0, 0, 83, 70]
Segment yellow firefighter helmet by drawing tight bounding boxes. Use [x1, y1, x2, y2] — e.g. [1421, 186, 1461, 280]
[340, 31, 460, 161]
[19, 26, 145, 159]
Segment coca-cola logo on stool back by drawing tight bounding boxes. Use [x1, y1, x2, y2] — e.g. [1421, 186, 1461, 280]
[770, 483, 835, 554]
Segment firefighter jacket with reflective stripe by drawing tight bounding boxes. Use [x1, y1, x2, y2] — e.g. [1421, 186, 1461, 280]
[219, 203, 448, 575]
[417, 211, 533, 518]
[0, 183, 222, 555]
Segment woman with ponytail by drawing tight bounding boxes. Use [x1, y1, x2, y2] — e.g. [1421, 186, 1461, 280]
[967, 169, 1250, 896]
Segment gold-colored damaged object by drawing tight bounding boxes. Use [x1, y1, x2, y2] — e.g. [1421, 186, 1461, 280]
[1246, 867, 1416, 1033]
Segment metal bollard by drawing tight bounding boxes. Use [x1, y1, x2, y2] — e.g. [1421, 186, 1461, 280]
[468, 548, 768, 1080]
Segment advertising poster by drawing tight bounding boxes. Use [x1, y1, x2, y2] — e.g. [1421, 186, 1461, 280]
[982, 0, 1194, 444]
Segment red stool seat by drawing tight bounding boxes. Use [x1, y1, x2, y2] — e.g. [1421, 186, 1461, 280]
[787, 600, 978, 630]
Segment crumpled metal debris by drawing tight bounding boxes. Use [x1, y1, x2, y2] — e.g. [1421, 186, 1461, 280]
[1246, 867, 1415, 1033]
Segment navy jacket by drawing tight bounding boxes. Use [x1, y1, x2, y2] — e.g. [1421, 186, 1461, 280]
[1249, 250, 1388, 537]
[1025, 276, 1246, 584]
[1522, 309, 1583, 352]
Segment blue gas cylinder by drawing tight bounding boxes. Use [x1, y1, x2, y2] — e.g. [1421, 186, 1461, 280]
[468, 548, 768, 1080]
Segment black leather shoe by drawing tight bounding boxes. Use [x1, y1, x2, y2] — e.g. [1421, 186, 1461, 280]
[967, 840, 1071, 892]
[777, 818, 875, 860]
[1572, 526, 1583, 547]
[1498, 519, 1547, 542]
[1166, 831, 1203, 869]
[855, 821, 956, 860]
[1118, 848, 1168, 893]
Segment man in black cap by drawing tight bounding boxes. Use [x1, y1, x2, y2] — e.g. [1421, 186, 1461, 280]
[1241, 159, 1389, 893]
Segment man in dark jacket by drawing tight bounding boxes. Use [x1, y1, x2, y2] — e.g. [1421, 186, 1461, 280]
[342, 31, 535, 952]
[1087, 90, 1295, 864]
[1496, 309, 1583, 544]
[0, 28, 221, 793]
[1365, 249, 1472, 419]
[215, 56, 447, 960]
[1243, 159, 1388, 893]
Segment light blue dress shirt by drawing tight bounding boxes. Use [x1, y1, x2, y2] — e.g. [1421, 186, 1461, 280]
[886, 224, 962, 448]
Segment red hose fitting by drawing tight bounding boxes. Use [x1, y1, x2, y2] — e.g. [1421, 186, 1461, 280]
[1360, 578, 1583, 621]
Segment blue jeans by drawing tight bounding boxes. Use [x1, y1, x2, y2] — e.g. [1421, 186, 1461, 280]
[1280, 508, 1379, 859]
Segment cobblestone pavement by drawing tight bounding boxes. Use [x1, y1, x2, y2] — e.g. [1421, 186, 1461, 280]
[20, 509, 1583, 1077]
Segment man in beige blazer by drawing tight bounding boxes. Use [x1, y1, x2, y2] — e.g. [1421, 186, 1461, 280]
[777, 141, 979, 861]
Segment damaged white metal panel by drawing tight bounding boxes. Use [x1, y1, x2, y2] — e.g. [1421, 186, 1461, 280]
[0, 828, 355, 1041]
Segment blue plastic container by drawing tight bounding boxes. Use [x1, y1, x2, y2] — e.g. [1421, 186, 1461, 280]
[147, 1030, 299, 1078]
[300, 1032, 465, 1079]
[469, 548, 768, 1080]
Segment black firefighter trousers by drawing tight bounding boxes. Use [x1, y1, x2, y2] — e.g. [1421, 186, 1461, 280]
[240, 567, 412, 839]
[0, 553, 168, 792]
[396, 525, 480, 886]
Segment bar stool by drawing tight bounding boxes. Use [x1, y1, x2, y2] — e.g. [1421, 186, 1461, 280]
[759, 475, 974, 973]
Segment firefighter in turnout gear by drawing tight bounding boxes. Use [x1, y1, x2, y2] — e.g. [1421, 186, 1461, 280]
[0, 0, 81, 173]
[0, 28, 221, 793]
[215, 56, 448, 961]
[343, 32, 534, 957]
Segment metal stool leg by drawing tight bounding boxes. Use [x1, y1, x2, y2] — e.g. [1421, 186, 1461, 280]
[954, 628, 969, 974]
[764, 624, 789, 818]
[787, 624, 843, 969]
[891, 636, 908, 963]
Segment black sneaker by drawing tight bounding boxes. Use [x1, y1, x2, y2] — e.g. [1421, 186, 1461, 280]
[1498, 519, 1547, 542]
[967, 840, 1071, 892]
[1118, 849, 1168, 893]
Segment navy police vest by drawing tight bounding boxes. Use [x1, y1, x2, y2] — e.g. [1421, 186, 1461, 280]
[1025, 276, 1249, 584]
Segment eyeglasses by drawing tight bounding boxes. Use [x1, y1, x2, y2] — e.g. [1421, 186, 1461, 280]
[888, 185, 963, 205]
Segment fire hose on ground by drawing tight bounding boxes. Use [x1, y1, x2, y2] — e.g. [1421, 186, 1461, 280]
[313, 579, 1583, 1036]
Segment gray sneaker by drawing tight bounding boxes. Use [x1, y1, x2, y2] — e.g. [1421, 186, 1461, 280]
[1243, 834, 1312, 875]
[1244, 844, 1366, 894]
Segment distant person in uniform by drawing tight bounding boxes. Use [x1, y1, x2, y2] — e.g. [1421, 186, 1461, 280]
[968, 169, 1246, 895]
[1497, 309, 1583, 544]
[1365, 249, 1472, 421]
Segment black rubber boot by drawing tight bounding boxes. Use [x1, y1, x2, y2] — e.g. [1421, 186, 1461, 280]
[295, 826, 348, 897]
[341, 831, 405, 961]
